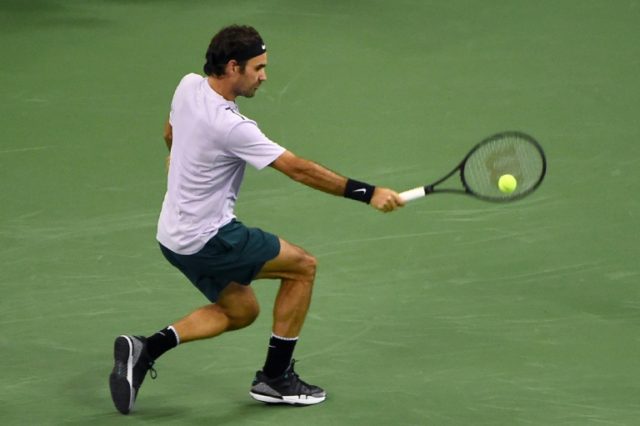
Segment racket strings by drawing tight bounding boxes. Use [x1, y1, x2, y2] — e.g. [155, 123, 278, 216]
[462, 134, 545, 201]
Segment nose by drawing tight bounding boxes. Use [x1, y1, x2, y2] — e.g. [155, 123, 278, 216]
[260, 70, 267, 82]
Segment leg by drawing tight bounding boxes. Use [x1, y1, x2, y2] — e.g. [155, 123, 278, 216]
[256, 238, 317, 338]
[109, 282, 260, 414]
[248, 238, 326, 406]
[172, 282, 260, 343]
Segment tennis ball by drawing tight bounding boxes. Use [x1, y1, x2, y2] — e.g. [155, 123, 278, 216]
[498, 174, 517, 193]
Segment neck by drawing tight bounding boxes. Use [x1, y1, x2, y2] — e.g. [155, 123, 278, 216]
[207, 76, 235, 101]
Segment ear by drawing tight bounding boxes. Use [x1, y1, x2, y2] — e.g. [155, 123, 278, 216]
[226, 59, 240, 75]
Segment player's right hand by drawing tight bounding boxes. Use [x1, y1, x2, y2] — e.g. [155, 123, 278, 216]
[370, 187, 404, 213]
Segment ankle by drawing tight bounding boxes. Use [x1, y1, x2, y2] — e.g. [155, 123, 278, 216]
[262, 333, 298, 378]
[146, 326, 180, 360]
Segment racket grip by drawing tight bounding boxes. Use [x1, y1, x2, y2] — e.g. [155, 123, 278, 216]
[399, 187, 426, 202]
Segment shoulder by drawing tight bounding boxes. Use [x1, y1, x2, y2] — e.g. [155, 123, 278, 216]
[225, 113, 261, 136]
[171, 74, 203, 103]
[225, 118, 273, 149]
[176, 73, 204, 90]
[223, 106, 253, 126]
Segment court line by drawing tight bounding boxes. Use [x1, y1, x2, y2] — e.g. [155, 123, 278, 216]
[0, 146, 50, 154]
[0, 309, 116, 326]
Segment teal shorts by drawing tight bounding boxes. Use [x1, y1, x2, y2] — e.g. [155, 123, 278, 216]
[159, 220, 281, 302]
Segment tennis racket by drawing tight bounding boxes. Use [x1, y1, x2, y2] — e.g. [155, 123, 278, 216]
[400, 131, 547, 203]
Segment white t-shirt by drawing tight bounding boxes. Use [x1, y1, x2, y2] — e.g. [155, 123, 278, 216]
[157, 74, 285, 254]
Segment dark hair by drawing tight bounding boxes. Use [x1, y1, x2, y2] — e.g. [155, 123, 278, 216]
[203, 25, 265, 77]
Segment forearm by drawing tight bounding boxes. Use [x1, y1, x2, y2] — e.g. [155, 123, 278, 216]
[271, 151, 348, 196]
[271, 150, 403, 212]
[287, 157, 346, 196]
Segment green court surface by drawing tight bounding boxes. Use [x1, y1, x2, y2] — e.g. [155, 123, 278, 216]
[1, 0, 639, 424]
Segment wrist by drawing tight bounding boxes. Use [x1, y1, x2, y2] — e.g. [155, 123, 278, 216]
[344, 178, 376, 204]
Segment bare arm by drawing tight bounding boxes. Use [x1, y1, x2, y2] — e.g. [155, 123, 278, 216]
[163, 119, 172, 172]
[164, 119, 172, 151]
[270, 150, 344, 195]
[270, 150, 404, 212]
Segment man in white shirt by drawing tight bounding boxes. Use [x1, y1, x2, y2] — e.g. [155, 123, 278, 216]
[109, 25, 403, 414]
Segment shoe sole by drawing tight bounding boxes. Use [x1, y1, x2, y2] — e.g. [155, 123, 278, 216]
[249, 391, 326, 406]
[109, 336, 135, 414]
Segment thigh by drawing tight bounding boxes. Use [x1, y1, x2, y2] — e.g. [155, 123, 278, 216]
[255, 238, 316, 280]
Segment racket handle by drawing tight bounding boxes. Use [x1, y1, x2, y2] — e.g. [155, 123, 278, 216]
[399, 186, 426, 202]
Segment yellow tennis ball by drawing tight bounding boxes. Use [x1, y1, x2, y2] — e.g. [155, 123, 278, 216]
[498, 174, 517, 193]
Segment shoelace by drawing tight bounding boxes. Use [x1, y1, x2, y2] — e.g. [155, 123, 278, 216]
[284, 359, 299, 379]
[148, 360, 158, 380]
[284, 359, 315, 391]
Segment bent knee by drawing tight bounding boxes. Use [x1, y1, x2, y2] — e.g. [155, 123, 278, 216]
[231, 309, 259, 330]
[241, 307, 260, 328]
[299, 252, 317, 281]
[225, 300, 260, 330]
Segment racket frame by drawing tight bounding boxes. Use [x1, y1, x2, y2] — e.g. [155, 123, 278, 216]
[400, 131, 547, 203]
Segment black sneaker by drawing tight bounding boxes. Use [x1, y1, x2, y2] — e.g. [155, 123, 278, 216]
[249, 360, 326, 406]
[109, 335, 156, 414]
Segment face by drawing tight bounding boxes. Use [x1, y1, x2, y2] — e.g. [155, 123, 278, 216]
[233, 53, 268, 98]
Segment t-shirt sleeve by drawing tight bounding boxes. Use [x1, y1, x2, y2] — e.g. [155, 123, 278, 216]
[226, 120, 286, 170]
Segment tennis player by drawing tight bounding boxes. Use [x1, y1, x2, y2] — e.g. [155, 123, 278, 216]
[109, 24, 404, 414]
